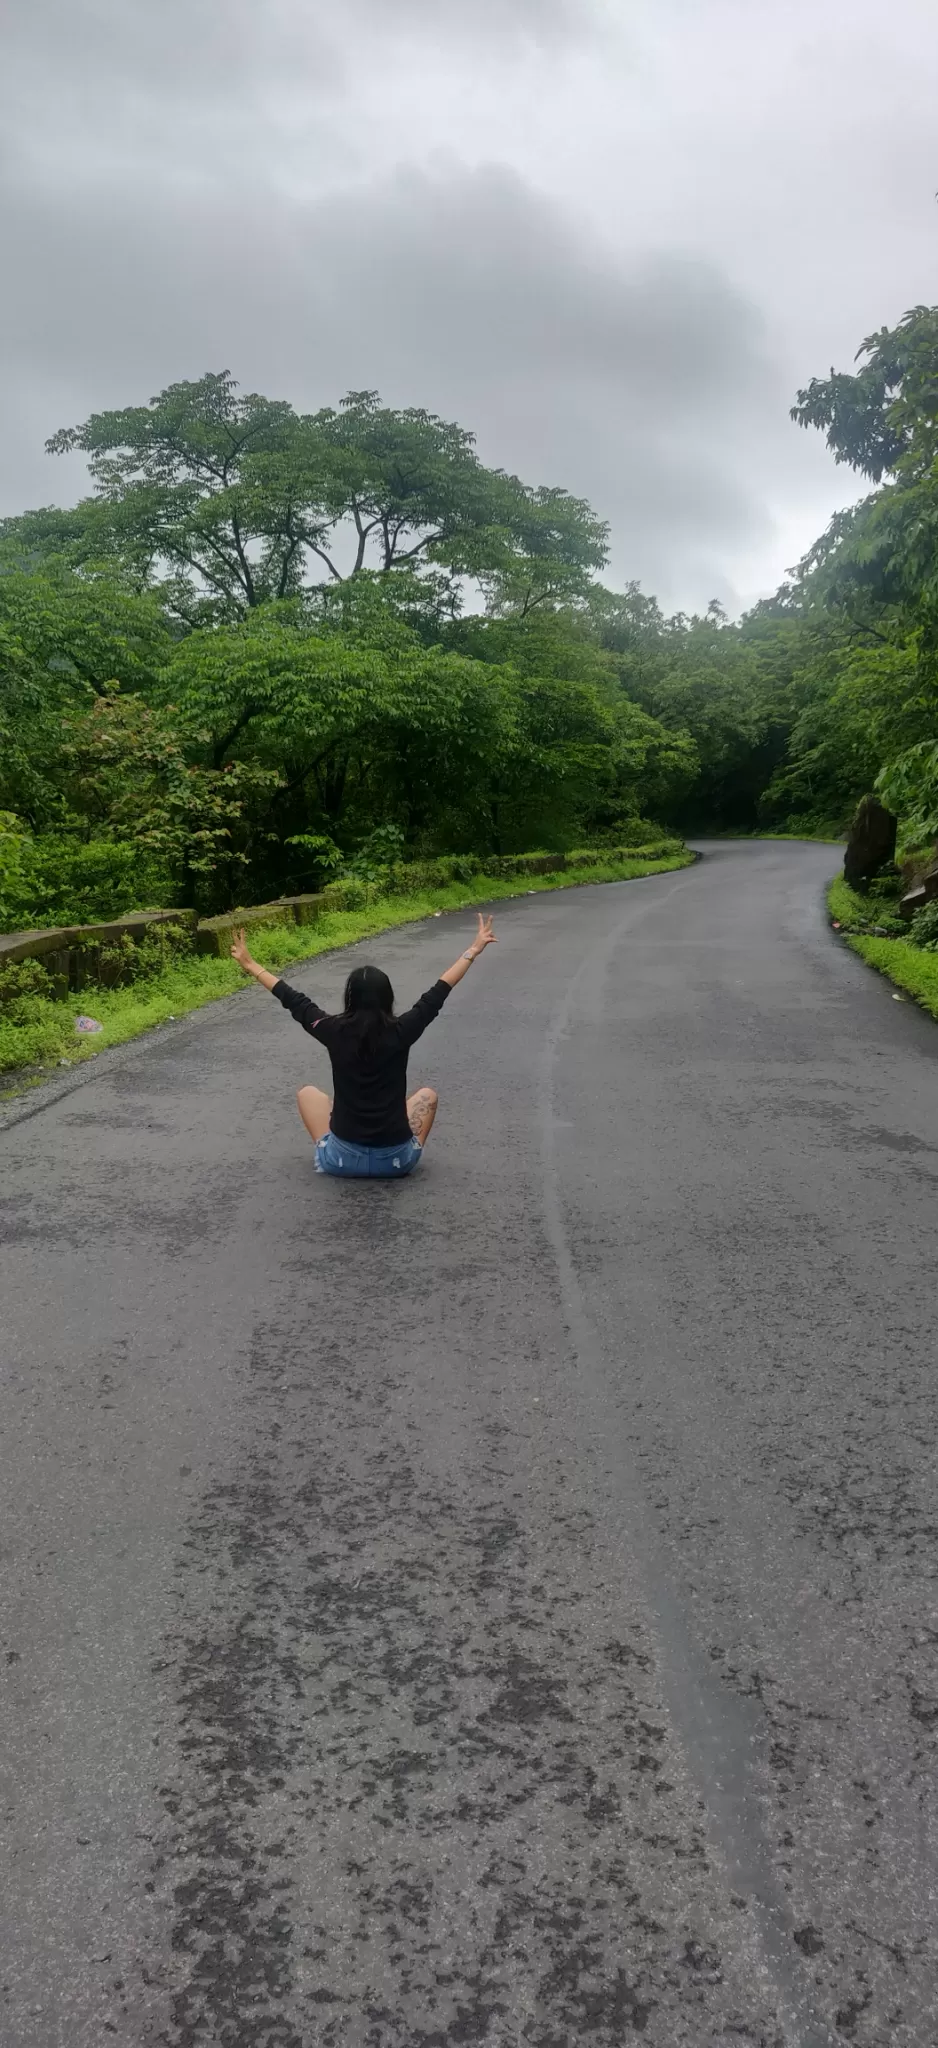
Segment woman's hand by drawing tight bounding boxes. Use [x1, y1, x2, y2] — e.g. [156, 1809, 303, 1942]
[230, 928, 255, 974]
[231, 929, 280, 993]
[471, 913, 497, 956]
[440, 912, 496, 988]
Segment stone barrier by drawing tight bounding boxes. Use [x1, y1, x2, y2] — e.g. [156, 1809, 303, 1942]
[194, 895, 326, 957]
[0, 909, 198, 992]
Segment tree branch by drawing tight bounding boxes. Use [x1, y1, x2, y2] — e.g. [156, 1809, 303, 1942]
[306, 541, 342, 580]
[167, 536, 248, 604]
[387, 531, 444, 567]
[384, 517, 409, 567]
[229, 510, 257, 607]
[277, 533, 302, 600]
[211, 704, 261, 768]
[519, 585, 555, 619]
[351, 502, 380, 573]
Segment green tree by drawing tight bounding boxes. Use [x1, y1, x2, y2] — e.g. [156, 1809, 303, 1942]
[60, 691, 279, 899]
[41, 373, 335, 623]
[26, 374, 606, 624]
[0, 566, 172, 827]
[789, 303, 938, 842]
[159, 611, 510, 877]
[792, 304, 938, 483]
[790, 306, 938, 636]
[587, 592, 772, 829]
[762, 631, 921, 830]
[445, 603, 697, 833]
[319, 390, 608, 600]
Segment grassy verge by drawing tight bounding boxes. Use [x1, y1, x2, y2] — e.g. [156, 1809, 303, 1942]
[827, 876, 938, 1021]
[709, 829, 845, 844]
[0, 847, 692, 1091]
[827, 875, 906, 932]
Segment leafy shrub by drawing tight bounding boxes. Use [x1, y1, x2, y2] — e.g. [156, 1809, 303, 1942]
[877, 741, 938, 849]
[322, 878, 370, 912]
[344, 824, 407, 884]
[910, 899, 938, 951]
[0, 814, 31, 928]
[92, 920, 194, 985]
[0, 956, 56, 1012]
[386, 854, 483, 894]
[446, 854, 483, 883]
[0, 956, 73, 1070]
[88, 934, 139, 987]
[283, 832, 344, 886]
[0, 1005, 75, 1073]
[0, 828, 171, 934]
[591, 816, 663, 847]
[484, 852, 567, 879]
[132, 920, 194, 976]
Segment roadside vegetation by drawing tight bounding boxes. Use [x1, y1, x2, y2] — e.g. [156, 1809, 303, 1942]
[827, 874, 938, 1020]
[3, 296, 938, 1067]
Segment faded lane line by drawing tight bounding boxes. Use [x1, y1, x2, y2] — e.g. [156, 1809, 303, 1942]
[538, 877, 834, 2048]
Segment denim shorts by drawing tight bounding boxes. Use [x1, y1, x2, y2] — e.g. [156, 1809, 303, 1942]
[314, 1131, 423, 1178]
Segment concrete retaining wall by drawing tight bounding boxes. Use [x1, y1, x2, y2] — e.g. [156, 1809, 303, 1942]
[0, 909, 199, 992]
[194, 894, 327, 956]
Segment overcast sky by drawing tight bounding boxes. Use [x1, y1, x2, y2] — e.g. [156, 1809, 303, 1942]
[2, 0, 937, 614]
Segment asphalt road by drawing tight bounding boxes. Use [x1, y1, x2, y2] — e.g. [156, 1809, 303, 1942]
[1, 840, 937, 2048]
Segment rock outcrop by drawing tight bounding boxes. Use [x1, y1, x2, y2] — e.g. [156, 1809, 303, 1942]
[899, 856, 938, 922]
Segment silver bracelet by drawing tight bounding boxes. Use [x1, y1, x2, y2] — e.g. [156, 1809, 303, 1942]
[463, 950, 475, 962]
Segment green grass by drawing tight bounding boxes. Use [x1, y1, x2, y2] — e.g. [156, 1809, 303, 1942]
[827, 877, 938, 1021]
[827, 875, 880, 927]
[843, 936, 938, 1018]
[709, 828, 846, 844]
[0, 847, 692, 1089]
[827, 873, 907, 934]
[757, 830, 845, 844]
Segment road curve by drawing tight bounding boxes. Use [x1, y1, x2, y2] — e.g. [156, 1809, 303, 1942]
[1, 840, 936, 2048]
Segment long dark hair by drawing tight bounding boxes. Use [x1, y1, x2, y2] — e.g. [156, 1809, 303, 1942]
[335, 964, 396, 1055]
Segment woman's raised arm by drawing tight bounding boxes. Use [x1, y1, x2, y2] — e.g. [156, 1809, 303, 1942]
[440, 913, 497, 989]
[230, 928, 281, 993]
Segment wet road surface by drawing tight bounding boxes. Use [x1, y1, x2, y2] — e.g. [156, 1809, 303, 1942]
[1, 840, 936, 2047]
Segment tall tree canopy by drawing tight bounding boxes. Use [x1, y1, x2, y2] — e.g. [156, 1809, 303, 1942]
[6, 315, 938, 935]
[10, 373, 607, 626]
[792, 305, 938, 483]
[786, 303, 938, 843]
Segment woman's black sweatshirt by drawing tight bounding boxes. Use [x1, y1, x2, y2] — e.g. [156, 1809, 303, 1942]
[272, 977, 451, 1146]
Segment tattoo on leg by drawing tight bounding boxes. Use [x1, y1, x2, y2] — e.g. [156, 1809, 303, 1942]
[409, 1090, 433, 1137]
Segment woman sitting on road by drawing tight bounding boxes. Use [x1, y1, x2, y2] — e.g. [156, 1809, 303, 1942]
[230, 913, 497, 1177]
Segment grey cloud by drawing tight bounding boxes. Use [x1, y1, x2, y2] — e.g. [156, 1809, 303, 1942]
[3, 0, 931, 611]
[0, 154, 810, 612]
[1, 1, 344, 189]
[5, 0, 333, 94]
[1, 0, 601, 268]
[350, 0, 596, 42]
[4, 0, 593, 136]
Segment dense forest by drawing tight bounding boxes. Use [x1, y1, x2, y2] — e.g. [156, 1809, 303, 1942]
[3, 301, 937, 933]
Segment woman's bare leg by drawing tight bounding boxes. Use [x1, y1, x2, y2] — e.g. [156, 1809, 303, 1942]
[407, 1086, 439, 1147]
[296, 1085, 332, 1145]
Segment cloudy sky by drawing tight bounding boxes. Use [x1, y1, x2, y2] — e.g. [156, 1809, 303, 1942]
[3, 0, 937, 613]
